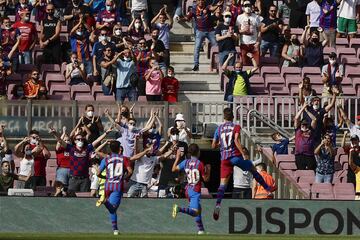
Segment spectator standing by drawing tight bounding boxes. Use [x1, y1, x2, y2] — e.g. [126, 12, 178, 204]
[111, 23, 127, 53]
[253, 163, 276, 199]
[0, 17, 18, 70]
[96, 0, 122, 31]
[301, 26, 328, 67]
[115, 48, 138, 102]
[288, 0, 311, 28]
[321, 52, 344, 99]
[0, 55, 13, 100]
[167, 113, 192, 145]
[23, 69, 47, 100]
[222, 52, 258, 102]
[306, 0, 321, 32]
[236, 1, 261, 65]
[0, 125, 9, 160]
[54, 127, 71, 197]
[180, 0, 220, 71]
[131, 0, 149, 22]
[100, 47, 119, 95]
[294, 104, 317, 170]
[299, 77, 317, 105]
[38, 4, 61, 65]
[17, 142, 34, 189]
[66, 53, 88, 85]
[319, 0, 337, 47]
[15, 130, 51, 189]
[84, 0, 105, 14]
[161, 66, 179, 103]
[349, 145, 360, 200]
[314, 134, 336, 183]
[144, 57, 164, 101]
[215, 11, 239, 66]
[271, 132, 293, 162]
[12, 9, 38, 64]
[77, 104, 104, 144]
[146, 28, 167, 73]
[337, 0, 360, 39]
[128, 16, 149, 43]
[134, 38, 151, 96]
[339, 107, 360, 139]
[281, 34, 302, 67]
[0, 161, 30, 194]
[260, 5, 283, 58]
[151, 5, 173, 67]
[278, 0, 291, 23]
[15, 0, 34, 22]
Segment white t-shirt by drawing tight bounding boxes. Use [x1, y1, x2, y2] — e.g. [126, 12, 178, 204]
[338, 0, 360, 19]
[169, 127, 191, 144]
[349, 123, 360, 140]
[19, 158, 34, 176]
[131, 155, 159, 184]
[131, 0, 148, 11]
[236, 13, 261, 45]
[306, 1, 321, 27]
[233, 158, 261, 188]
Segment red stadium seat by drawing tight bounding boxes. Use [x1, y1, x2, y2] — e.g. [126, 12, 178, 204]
[336, 47, 356, 59]
[278, 162, 297, 170]
[270, 86, 290, 96]
[294, 170, 315, 182]
[75, 95, 95, 101]
[96, 95, 115, 101]
[341, 56, 360, 66]
[281, 66, 301, 78]
[349, 38, 360, 50]
[335, 38, 349, 48]
[45, 73, 66, 89]
[285, 75, 302, 89]
[264, 76, 285, 88]
[311, 183, 334, 199]
[261, 66, 281, 78]
[333, 183, 355, 200]
[302, 67, 321, 78]
[70, 84, 91, 99]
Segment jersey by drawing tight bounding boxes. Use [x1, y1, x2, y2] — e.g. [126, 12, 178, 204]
[99, 153, 130, 192]
[178, 157, 205, 193]
[213, 122, 242, 161]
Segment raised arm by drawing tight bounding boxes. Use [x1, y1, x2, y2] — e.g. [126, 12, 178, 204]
[341, 130, 348, 148]
[171, 149, 182, 172]
[304, 106, 318, 129]
[338, 106, 351, 128]
[294, 104, 308, 128]
[221, 52, 234, 71]
[301, 25, 310, 47]
[130, 145, 152, 161]
[92, 127, 113, 148]
[325, 92, 336, 113]
[14, 137, 30, 158]
[95, 140, 110, 159]
[49, 127, 67, 148]
[0, 125, 8, 152]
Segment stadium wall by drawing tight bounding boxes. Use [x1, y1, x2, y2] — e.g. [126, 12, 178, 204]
[0, 197, 359, 235]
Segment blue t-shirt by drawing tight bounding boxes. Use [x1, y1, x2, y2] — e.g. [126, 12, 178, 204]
[272, 138, 290, 155]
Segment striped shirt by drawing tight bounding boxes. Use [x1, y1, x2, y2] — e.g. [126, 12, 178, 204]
[70, 33, 91, 62]
[187, 5, 214, 32]
[99, 153, 130, 192]
[213, 122, 242, 161]
[319, 1, 337, 30]
[178, 157, 205, 193]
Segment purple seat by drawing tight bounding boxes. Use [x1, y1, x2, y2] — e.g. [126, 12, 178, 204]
[40, 64, 61, 80]
[265, 76, 285, 88]
[281, 67, 301, 78]
[70, 85, 91, 99]
[323, 47, 336, 59]
[251, 86, 269, 95]
[333, 183, 355, 196]
[290, 28, 303, 36]
[260, 56, 279, 66]
[297, 182, 311, 195]
[349, 38, 360, 49]
[261, 66, 281, 78]
[270, 86, 289, 96]
[249, 76, 265, 89]
[285, 75, 302, 89]
[138, 96, 147, 102]
[341, 86, 357, 96]
[275, 154, 295, 167]
[302, 67, 321, 78]
[279, 162, 297, 170]
[47, 95, 70, 100]
[340, 77, 353, 87]
[45, 73, 66, 89]
[311, 183, 334, 199]
[49, 84, 70, 95]
[6, 73, 22, 84]
[336, 47, 356, 59]
[91, 85, 103, 96]
[75, 95, 95, 101]
[18, 64, 36, 74]
[335, 38, 349, 48]
[310, 76, 323, 85]
[95, 95, 115, 101]
[297, 175, 315, 184]
[341, 56, 359, 66]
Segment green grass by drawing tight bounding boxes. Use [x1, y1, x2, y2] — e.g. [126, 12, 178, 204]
[0, 233, 359, 240]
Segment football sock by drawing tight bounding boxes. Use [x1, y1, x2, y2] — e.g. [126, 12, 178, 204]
[195, 214, 204, 231]
[104, 201, 116, 214]
[110, 213, 118, 231]
[216, 184, 226, 205]
[251, 170, 271, 191]
[179, 207, 197, 217]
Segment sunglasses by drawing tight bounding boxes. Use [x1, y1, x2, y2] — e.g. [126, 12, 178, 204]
[224, 15, 231, 18]
[75, 138, 83, 141]
[243, 4, 251, 7]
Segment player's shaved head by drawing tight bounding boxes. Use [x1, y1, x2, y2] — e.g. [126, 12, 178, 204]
[110, 141, 122, 154]
[223, 108, 234, 121]
[256, 162, 267, 171]
[188, 143, 200, 157]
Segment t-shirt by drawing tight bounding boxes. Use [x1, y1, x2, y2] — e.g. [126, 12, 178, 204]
[23, 80, 46, 98]
[186, 5, 214, 32]
[215, 23, 238, 52]
[56, 147, 71, 168]
[261, 17, 283, 42]
[155, 23, 171, 49]
[131, 0, 148, 11]
[304, 43, 324, 67]
[19, 158, 34, 176]
[131, 155, 159, 184]
[178, 157, 205, 193]
[66, 143, 94, 177]
[42, 17, 60, 45]
[294, 128, 315, 156]
[319, 0, 337, 30]
[0, 28, 18, 56]
[70, 32, 91, 62]
[0, 173, 17, 192]
[272, 138, 290, 155]
[92, 41, 116, 63]
[116, 124, 140, 158]
[81, 116, 102, 143]
[161, 77, 179, 103]
[236, 13, 261, 45]
[30, 144, 48, 177]
[146, 39, 166, 64]
[233, 70, 252, 96]
[306, 1, 321, 27]
[145, 69, 162, 95]
[315, 147, 335, 175]
[338, 0, 360, 19]
[116, 59, 136, 88]
[12, 21, 37, 52]
[96, 9, 121, 29]
[213, 122, 242, 161]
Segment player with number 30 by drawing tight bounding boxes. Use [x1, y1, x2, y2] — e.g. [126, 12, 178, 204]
[171, 143, 211, 235]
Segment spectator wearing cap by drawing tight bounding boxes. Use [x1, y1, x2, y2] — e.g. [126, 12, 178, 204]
[314, 133, 336, 183]
[305, 0, 321, 33]
[294, 104, 318, 170]
[337, 0, 358, 39]
[23, 69, 47, 100]
[260, 4, 283, 58]
[301, 26, 328, 67]
[236, 1, 261, 66]
[167, 113, 192, 145]
[0, 160, 30, 195]
[12, 9, 38, 65]
[179, 0, 220, 71]
[319, 0, 337, 47]
[321, 52, 344, 99]
[96, 0, 122, 31]
[215, 11, 239, 66]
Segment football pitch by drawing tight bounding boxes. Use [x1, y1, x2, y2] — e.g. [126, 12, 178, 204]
[0, 233, 359, 240]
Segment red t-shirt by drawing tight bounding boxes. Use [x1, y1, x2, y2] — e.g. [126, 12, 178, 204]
[56, 147, 71, 168]
[30, 144, 49, 177]
[161, 77, 179, 103]
[12, 21, 37, 52]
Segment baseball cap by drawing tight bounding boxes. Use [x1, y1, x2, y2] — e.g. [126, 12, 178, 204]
[350, 135, 359, 141]
[175, 113, 185, 122]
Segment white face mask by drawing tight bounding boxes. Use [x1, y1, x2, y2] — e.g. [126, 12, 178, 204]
[24, 16, 30, 22]
[106, 6, 112, 11]
[30, 138, 38, 145]
[128, 125, 134, 131]
[224, 18, 231, 24]
[115, 30, 121, 36]
[25, 149, 32, 156]
[170, 134, 179, 142]
[329, 59, 336, 65]
[87, 111, 94, 118]
[167, 73, 173, 77]
[313, 104, 320, 110]
[76, 141, 84, 148]
[21, 3, 27, 8]
[76, 31, 83, 36]
[134, 23, 141, 29]
[99, 36, 106, 42]
[244, 7, 251, 13]
[301, 126, 308, 132]
[123, 56, 130, 61]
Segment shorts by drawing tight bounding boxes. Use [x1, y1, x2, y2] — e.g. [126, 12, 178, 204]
[68, 176, 90, 192]
[55, 167, 70, 185]
[106, 190, 122, 208]
[220, 156, 253, 178]
[186, 188, 201, 210]
[337, 17, 357, 34]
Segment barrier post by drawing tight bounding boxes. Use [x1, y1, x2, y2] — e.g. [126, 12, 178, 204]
[26, 99, 32, 135]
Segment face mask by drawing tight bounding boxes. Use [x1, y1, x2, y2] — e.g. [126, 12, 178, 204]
[76, 31, 83, 36]
[87, 111, 94, 118]
[99, 36, 106, 42]
[115, 30, 121, 36]
[244, 7, 251, 13]
[224, 18, 231, 24]
[128, 125, 134, 131]
[301, 126, 308, 132]
[168, 73, 174, 77]
[106, 6, 112, 11]
[313, 104, 320, 110]
[76, 141, 84, 148]
[235, 69, 242, 73]
[123, 57, 130, 61]
[21, 3, 27, 8]
[24, 16, 30, 22]
[30, 138, 38, 145]
[135, 23, 141, 29]
[4, 26, 11, 30]
[329, 59, 336, 65]
[170, 134, 179, 142]
[25, 149, 32, 156]
[312, 38, 319, 43]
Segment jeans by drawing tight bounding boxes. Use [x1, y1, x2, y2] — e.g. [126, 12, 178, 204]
[18, 51, 33, 64]
[174, 0, 182, 17]
[102, 83, 112, 95]
[194, 30, 217, 66]
[219, 50, 236, 66]
[260, 40, 279, 57]
[127, 180, 148, 197]
[116, 87, 137, 102]
[83, 59, 93, 76]
[315, 173, 333, 183]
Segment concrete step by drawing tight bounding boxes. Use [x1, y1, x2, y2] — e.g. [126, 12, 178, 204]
[178, 90, 224, 102]
[170, 41, 195, 52]
[180, 80, 220, 91]
[174, 71, 219, 82]
[171, 63, 211, 72]
[170, 53, 210, 64]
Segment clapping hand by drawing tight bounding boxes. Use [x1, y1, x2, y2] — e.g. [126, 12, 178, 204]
[246, 52, 253, 59]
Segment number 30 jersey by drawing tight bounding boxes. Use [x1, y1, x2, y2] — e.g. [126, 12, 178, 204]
[213, 122, 242, 161]
[178, 157, 205, 193]
[99, 153, 130, 192]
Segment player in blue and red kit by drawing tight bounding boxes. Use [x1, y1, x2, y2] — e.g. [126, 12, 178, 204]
[212, 108, 274, 220]
[171, 143, 211, 234]
[96, 141, 132, 235]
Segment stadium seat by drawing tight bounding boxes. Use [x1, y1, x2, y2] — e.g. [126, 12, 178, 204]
[96, 95, 115, 101]
[297, 182, 311, 195]
[285, 75, 302, 89]
[350, 37, 360, 50]
[260, 56, 279, 66]
[281, 66, 301, 79]
[297, 175, 315, 184]
[335, 38, 349, 48]
[302, 67, 321, 78]
[265, 76, 285, 88]
[323, 47, 336, 59]
[278, 162, 297, 170]
[341, 56, 359, 66]
[18, 64, 36, 74]
[70, 85, 91, 99]
[210, 46, 219, 71]
[75, 95, 95, 101]
[341, 86, 357, 96]
[294, 170, 315, 182]
[269, 86, 290, 96]
[333, 183, 355, 196]
[311, 183, 334, 199]
[275, 154, 295, 167]
[40, 64, 61, 80]
[45, 73, 66, 89]
[49, 84, 70, 95]
[261, 66, 281, 78]
[336, 48, 356, 59]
